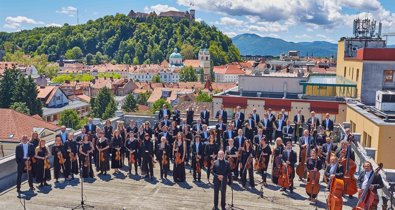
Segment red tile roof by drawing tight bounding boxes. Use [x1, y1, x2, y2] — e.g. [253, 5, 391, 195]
[214, 64, 245, 75]
[184, 60, 201, 68]
[0, 109, 60, 142]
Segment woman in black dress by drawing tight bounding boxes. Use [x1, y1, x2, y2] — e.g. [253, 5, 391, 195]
[272, 137, 285, 184]
[52, 137, 66, 183]
[111, 129, 123, 173]
[204, 134, 219, 183]
[104, 120, 113, 140]
[29, 132, 40, 179]
[173, 132, 187, 182]
[125, 131, 139, 175]
[79, 135, 94, 178]
[156, 136, 171, 180]
[35, 139, 51, 187]
[240, 140, 255, 188]
[183, 125, 193, 165]
[116, 121, 127, 165]
[255, 137, 272, 186]
[64, 133, 78, 180]
[96, 130, 110, 175]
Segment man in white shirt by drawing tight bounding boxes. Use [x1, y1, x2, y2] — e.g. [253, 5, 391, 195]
[16, 135, 35, 193]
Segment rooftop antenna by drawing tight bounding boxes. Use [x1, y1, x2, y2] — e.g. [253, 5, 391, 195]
[77, 8, 79, 25]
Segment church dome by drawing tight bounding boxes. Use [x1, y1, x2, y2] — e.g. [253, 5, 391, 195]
[169, 48, 182, 59]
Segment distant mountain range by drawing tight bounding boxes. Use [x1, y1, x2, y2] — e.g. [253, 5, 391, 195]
[232, 33, 338, 57]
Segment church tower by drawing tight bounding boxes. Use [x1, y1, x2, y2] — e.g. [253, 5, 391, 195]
[199, 47, 210, 80]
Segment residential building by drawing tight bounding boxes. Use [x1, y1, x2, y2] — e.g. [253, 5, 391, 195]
[42, 99, 90, 123]
[85, 78, 138, 98]
[147, 87, 194, 106]
[37, 86, 69, 108]
[0, 108, 60, 142]
[128, 9, 195, 21]
[213, 64, 246, 83]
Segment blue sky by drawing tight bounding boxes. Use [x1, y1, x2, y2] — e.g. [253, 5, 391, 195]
[1, 0, 395, 44]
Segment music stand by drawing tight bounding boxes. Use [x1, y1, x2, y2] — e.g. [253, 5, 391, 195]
[72, 166, 94, 210]
[227, 175, 244, 210]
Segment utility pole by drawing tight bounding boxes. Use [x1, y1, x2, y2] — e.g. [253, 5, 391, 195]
[77, 8, 79, 25]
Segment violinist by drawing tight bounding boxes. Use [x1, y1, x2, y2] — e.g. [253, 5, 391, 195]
[200, 125, 210, 144]
[281, 141, 297, 193]
[261, 113, 273, 144]
[244, 122, 254, 141]
[192, 135, 204, 182]
[205, 134, 219, 183]
[158, 125, 173, 159]
[16, 135, 35, 193]
[253, 128, 265, 147]
[79, 135, 94, 178]
[225, 138, 238, 180]
[255, 137, 272, 186]
[64, 133, 78, 180]
[156, 136, 170, 180]
[52, 137, 66, 183]
[216, 118, 226, 148]
[111, 129, 123, 174]
[324, 156, 344, 190]
[29, 132, 40, 179]
[96, 130, 110, 175]
[142, 133, 154, 179]
[35, 139, 51, 188]
[186, 105, 194, 125]
[356, 161, 384, 210]
[173, 133, 186, 183]
[125, 131, 139, 175]
[272, 137, 285, 184]
[240, 140, 255, 188]
[223, 123, 235, 148]
[183, 125, 193, 165]
[306, 149, 323, 201]
[104, 119, 114, 140]
[246, 113, 256, 132]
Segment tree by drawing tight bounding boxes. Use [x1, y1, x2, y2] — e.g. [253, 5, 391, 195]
[151, 98, 171, 114]
[58, 109, 80, 129]
[123, 53, 131, 64]
[43, 64, 59, 78]
[179, 66, 197, 82]
[152, 74, 161, 83]
[210, 65, 215, 82]
[12, 75, 43, 116]
[199, 68, 204, 83]
[10, 102, 30, 115]
[0, 68, 20, 108]
[91, 87, 116, 119]
[196, 91, 212, 102]
[122, 93, 137, 112]
[180, 44, 195, 59]
[86, 53, 94, 65]
[94, 52, 103, 64]
[137, 92, 151, 106]
[65, 46, 83, 60]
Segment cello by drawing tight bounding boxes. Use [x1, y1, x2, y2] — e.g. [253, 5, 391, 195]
[278, 152, 293, 189]
[305, 155, 320, 201]
[296, 146, 308, 179]
[353, 163, 383, 210]
[327, 162, 345, 210]
[341, 146, 357, 196]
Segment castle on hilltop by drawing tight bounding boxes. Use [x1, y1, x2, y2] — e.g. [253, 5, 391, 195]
[128, 9, 195, 21]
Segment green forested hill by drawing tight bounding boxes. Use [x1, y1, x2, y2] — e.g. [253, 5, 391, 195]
[0, 14, 240, 65]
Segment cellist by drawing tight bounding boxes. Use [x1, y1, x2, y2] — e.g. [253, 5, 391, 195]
[306, 149, 323, 202]
[336, 140, 356, 199]
[355, 161, 384, 210]
[280, 140, 297, 193]
[255, 137, 272, 186]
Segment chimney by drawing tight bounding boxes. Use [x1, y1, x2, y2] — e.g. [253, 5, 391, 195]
[95, 76, 98, 80]
[110, 77, 113, 81]
[104, 76, 107, 80]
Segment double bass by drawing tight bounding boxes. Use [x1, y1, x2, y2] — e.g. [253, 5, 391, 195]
[353, 163, 383, 210]
[341, 147, 357, 196]
[296, 146, 308, 179]
[327, 163, 345, 210]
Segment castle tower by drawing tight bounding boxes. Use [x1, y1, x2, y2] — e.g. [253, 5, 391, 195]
[199, 47, 210, 80]
[190, 9, 195, 20]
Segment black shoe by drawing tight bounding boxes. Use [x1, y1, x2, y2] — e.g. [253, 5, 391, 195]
[348, 195, 354, 199]
[38, 183, 43, 188]
[44, 183, 50, 187]
[280, 188, 286, 191]
[98, 172, 103, 175]
[17, 189, 21, 194]
[144, 175, 149, 178]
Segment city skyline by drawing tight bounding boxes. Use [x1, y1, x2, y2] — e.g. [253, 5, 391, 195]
[1, 0, 395, 44]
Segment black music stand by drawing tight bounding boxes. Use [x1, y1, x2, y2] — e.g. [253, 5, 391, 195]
[227, 174, 244, 210]
[72, 166, 94, 210]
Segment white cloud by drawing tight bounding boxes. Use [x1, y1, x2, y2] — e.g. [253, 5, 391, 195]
[144, 4, 179, 14]
[217, 17, 244, 26]
[4, 16, 44, 29]
[295, 34, 312, 39]
[56, 6, 77, 17]
[223, 31, 237, 38]
[316, 34, 335, 42]
[46, 23, 62, 27]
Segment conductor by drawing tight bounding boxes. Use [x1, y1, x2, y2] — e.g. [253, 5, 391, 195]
[212, 150, 231, 210]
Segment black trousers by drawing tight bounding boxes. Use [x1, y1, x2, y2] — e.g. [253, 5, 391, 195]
[17, 162, 33, 190]
[142, 155, 154, 177]
[241, 166, 254, 187]
[159, 162, 169, 178]
[259, 169, 268, 182]
[214, 179, 227, 210]
[128, 159, 138, 174]
[192, 157, 202, 180]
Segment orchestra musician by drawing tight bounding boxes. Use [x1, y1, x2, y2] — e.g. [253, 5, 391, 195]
[244, 122, 255, 141]
[35, 139, 51, 187]
[158, 125, 173, 159]
[307, 111, 320, 132]
[96, 130, 110, 175]
[200, 105, 210, 126]
[200, 125, 210, 144]
[193, 118, 203, 134]
[84, 118, 97, 135]
[274, 114, 285, 139]
[225, 138, 238, 181]
[356, 161, 384, 210]
[172, 105, 181, 125]
[280, 140, 297, 193]
[173, 133, 187, 183]
[252, 108, 260, 124]
[104, 120, 114, 140]
[64, 133, 78, 180]
[246, 113, 256, 132]
[322, 136, 338, 166]
[306, 149, 323, 201]
[125, 131, 139, 175]
[268, 108, 276, 123]
[183, 125, 193, 165]
[223, 123, 235, 148]
[215, 104, 228, 124]
[261, 113, 273, 144]
[335, 140, 355, 162]
[80, 135, 94, 178]
[253, 127, 265, 147]
[126, 119, 137, 138]
[299, 130, 315, 161]
[186, 105, 194, 126]
[215, 118, 226, 147]
[233, 113, 243, 131]
[57, 125, 68, 144]
[293, 110, 305, 144]
[343, 128, 355, 144]
[16, 135, 35, 193]
[111, 130, 123, 174]
[279, 109, 288, 121]
[205, 134, 219, 183]
[161, 115, 171, 128]
[142, 133, 154, 179]
[52, 137, 66, 183]
[234, 105, 245, 122]
[324, 156, 344, 190]
[282, 120, 294, 143]
[240, 140, 255, 188]
[322, 113, 334, 131]
[234, 129, 246, 150]
[29, 132, 40, 179]
[212, 150, 231, 210]
[156, 136, 170, 180]
[192, 135, 204, 182]
[158, 104, 171, 121]
[255, 137, 272, 186]
[272, 138, 285, 184]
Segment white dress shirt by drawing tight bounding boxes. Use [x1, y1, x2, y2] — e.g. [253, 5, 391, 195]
[23, 143, 28, 159]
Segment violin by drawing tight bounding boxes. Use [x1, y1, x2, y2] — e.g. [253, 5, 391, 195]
[305, 158, 320, 198]
[327, 163, 345, 210]
[175, 152, 182, 165]
[84, 154, 89, 167]
[162, 152, 168, 166]
[243, 155, 253, 174]
[341, 147, 357, 196]
[58, 152, 65, 165]
[272, 147, 283, 177]
[100, 150, 105, 162]
[115, 148, 121, 161]
[196, 156, 201, 173]
[353, 163, 383, 210]
[24, 159, 32, 171]
[31, 157, 37, 164]
[69, 151, 77, 162]
[130, 152, 135, 164]
[44, 158, 51, 170]
[296, 146, 308, 179]
[228, 157, 236, 170]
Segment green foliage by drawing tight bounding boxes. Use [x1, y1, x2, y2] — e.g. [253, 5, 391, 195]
[65, 46, 83, 60]
[0, 14, 239, 65]
[123, 53, 131, 64]
[59, 109, 80, 130]
[151, 98, 171, 114]
[0, 68, 20, 108]
[210, 65, 215, 82]
[137, 92, 151, 106]
[122, 93, 137, 112]
[12, 75, 43, 116]
[152, 74, 161, 83]
[97, 72, 121, 79]
[91, 87, 116, 119]
[196, 91, 212, 102]
[43, 64, 59, 78]
[51, 72, 121, 83]
[198, 68, 204, 83]
[78, 117, 89, 130]
[179, 66, 197, 82]
[85, 53, 94, 65]
[10, 102, 30, 115]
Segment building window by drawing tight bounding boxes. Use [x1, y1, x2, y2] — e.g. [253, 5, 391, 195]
[363, 131, 367, 146]
[356, 69, 359, 81]
[384, 70, 394, 82]
[351, 68, 354, 80]
[344, 67, 346, 77]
